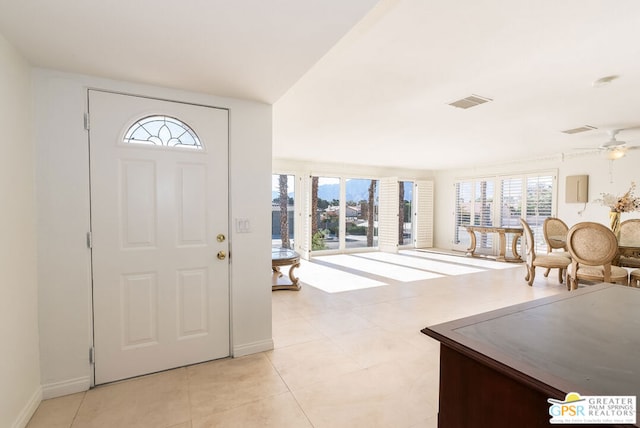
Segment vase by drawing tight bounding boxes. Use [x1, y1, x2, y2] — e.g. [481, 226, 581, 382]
[609, 211, 621, 239]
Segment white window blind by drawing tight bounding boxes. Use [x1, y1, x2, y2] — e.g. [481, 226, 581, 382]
[414, 180, 434, 248]
[454, 181, 473, 250]
[526, 175, 555, 252]
[500, 177, 523, 228]
[455, 171, 556, 255]
[378, 177, 399, 252]
[474, 180, 495, 253]
[475, 181, 494, 226]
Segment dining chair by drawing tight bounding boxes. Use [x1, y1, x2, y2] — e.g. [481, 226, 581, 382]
[630, 270, 640, 288]
[618, 219, 640, 268]
[566, 222, 629, 291]
[519, 218, 570, 287]
[543, 217, 570, 254]
[542, 217, 571, 277]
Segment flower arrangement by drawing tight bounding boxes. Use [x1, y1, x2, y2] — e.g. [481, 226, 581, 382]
[595, 182, 640, 213]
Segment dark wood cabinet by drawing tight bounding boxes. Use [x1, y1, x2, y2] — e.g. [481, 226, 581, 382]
[422, 283, 639, 428]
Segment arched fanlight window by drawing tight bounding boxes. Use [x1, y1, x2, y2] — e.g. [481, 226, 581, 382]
[123, 115, 202, 150]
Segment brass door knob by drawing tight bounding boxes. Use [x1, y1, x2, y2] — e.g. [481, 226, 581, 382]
[217, 251, 226, 260]
[217, 234, 226, 242]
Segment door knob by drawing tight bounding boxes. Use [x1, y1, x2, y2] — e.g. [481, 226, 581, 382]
[217, 251, 226, 260]
[217, 234, 226, 242]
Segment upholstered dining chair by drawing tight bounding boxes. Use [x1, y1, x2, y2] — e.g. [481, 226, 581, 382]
[566, 222, 629, 291]
[543, 217, 570, 254]
[542, 217, 571, 277]
[618, 219, 640, 268]
[519, 218, 570, 286]
[630, 270, 640, 288]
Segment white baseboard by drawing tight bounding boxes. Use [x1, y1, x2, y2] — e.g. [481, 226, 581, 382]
[41, 376, 90, 400]
[12, 386, 42, 428]
[233, 338, 274, 357]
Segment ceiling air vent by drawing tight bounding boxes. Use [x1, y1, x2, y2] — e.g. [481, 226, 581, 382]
[448, 94, 493, 109]
[561, 125, 597, 134]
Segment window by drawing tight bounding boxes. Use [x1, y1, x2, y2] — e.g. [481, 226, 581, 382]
[345, 178, 378, 249]
[272, 174, 295, 249]
[454, 171, 556, 254]
[499, 174, 554, 252]
[454, 181, 473, 249]
[311, 176, 341, 251]
[453, 180, 494, 253]
[500, 177, 523, 228]
[123, 115, 202, 149]
[303, 176, 429, 254]
[525, 174, 554, 252]
[399, 181, 414, 246]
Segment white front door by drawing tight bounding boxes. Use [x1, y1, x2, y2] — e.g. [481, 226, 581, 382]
[89, 90, 230, 385]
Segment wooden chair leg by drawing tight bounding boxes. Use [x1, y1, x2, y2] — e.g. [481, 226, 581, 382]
[527, 266, 535, 286]
[544, 268, 550, 278]
[570, 277, 579, 291]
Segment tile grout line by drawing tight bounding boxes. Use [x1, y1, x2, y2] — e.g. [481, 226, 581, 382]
[264, 351, 317, 427]
[68, 391, 88, 428]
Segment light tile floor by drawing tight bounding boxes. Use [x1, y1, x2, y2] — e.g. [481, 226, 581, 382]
[27, 250, 566, 428]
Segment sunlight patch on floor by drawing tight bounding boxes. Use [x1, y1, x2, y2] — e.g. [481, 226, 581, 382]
[314, 254, 445, 283]
[296, 250, 524, 294]
[407, 249, 521, 270]
[297, 259, 387, 293]
[355, 252, 485, 276]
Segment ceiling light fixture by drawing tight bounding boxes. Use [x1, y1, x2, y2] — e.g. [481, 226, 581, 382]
[604, 148, 626, 160]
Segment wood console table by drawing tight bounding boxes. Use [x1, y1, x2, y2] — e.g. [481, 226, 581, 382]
[465, 225, 523, 262]
[422, 283, 640, 427]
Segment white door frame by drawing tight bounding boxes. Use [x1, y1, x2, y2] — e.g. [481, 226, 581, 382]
[88, 89, 231, 385]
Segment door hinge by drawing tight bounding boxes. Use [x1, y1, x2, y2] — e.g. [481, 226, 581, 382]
[84, 113, 90, 130]
[86, 232, 92, 249]
[89, 346, 95, 364]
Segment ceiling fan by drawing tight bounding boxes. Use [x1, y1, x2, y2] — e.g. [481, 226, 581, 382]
[577, 129, 640, 160]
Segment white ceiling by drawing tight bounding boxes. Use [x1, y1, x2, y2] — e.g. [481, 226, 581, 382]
[2, 0, 640, 171]
[0, 0, 378, 103]
[274, 0, 640, 170]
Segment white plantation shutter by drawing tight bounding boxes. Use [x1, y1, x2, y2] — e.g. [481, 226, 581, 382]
[453, 181, 472, 251]
[378, 177, 399, 252]
[500, 177, 523, 227]
[475, 180, 495, 254]
[452, 172, 556, 255]
[297, 175, 310, 259]
[415, 180, 434, 248]
[526, 174, 555, 253]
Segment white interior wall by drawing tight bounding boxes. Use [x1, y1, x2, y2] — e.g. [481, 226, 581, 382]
[34, 69, 273, 399]
[433, 152, 640, 250]
[0, 34, 41, 428]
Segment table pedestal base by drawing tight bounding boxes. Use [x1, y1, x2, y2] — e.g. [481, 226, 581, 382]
[271, 264, 300, 291]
